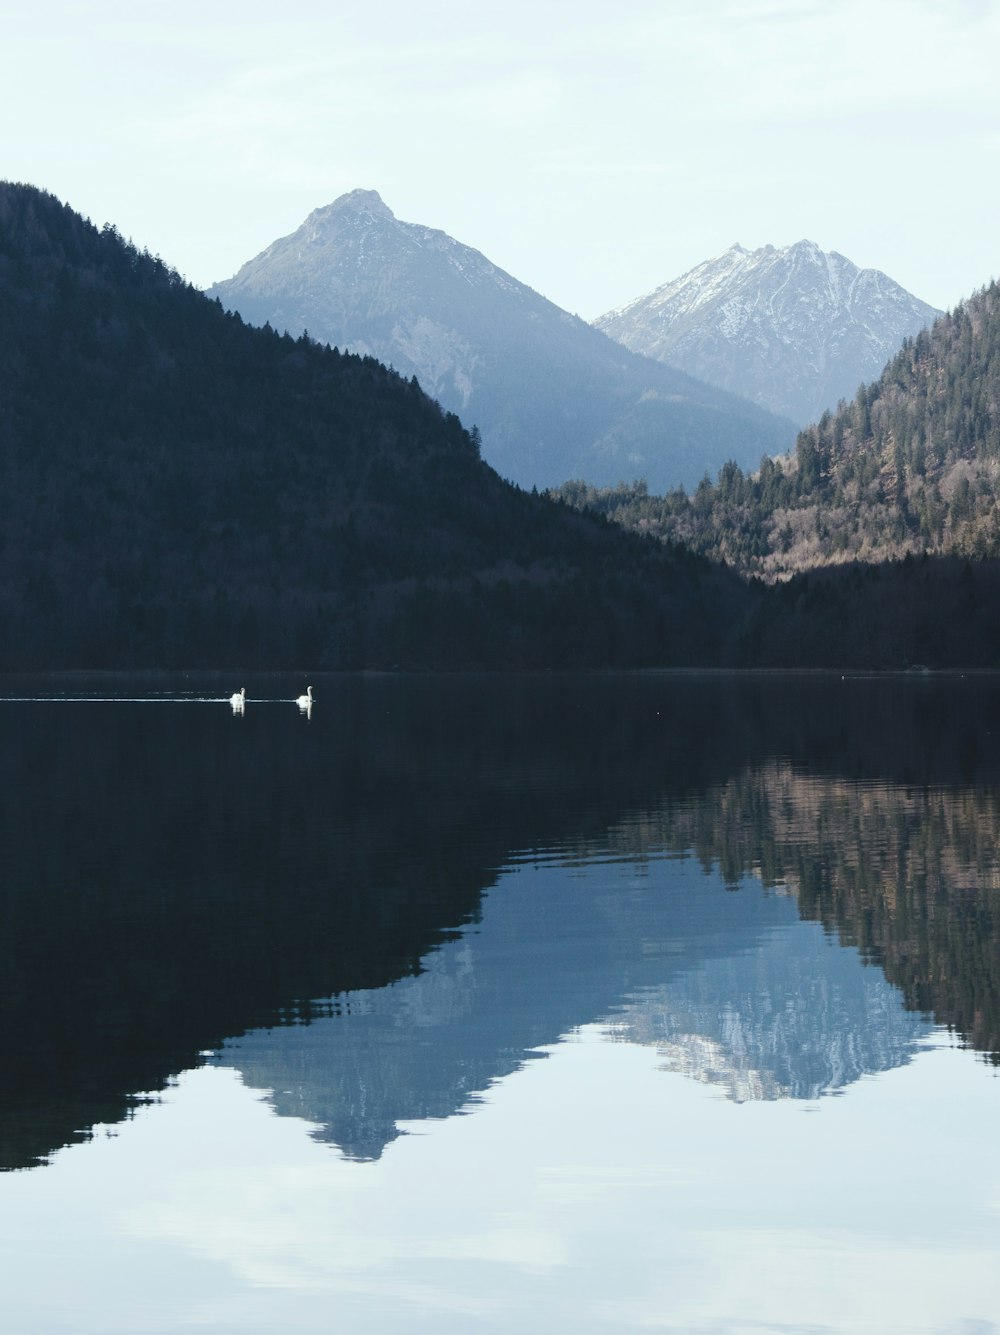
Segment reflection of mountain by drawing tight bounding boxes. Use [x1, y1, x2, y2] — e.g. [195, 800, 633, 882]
[2, 672, 1000, 1171]
[618, 920, 929, 1101]
[219, 857, 930, 1159]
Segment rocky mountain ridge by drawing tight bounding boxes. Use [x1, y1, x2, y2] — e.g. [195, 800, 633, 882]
[595, 240, 942, 425]
[207, 190, 796, 492]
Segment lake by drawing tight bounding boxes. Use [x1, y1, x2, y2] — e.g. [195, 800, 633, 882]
[0, 671, 999, 1333]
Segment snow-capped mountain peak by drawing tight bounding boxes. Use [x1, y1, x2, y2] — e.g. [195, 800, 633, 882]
[596, 241, 942, 424]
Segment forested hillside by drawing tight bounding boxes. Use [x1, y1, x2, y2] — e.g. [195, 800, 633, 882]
[0, 183, 746, 670]
[556, 282, 1000, 580]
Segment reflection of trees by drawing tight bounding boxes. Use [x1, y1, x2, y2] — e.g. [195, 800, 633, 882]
[604, 767, 1000, 1060]
[784, 777, 1000, 1061]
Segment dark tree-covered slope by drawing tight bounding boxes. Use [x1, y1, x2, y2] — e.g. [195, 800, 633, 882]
[555, 281, 1000, 580]
[0, 183, 748, 669]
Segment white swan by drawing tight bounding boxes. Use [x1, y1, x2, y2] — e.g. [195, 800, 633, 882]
[230, 686, 246, 712]
[296, 685, 313, 709]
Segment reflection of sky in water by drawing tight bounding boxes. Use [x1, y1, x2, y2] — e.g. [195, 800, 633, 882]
[3, 1034, 998, 1334]
[215, 853, 933, 1160]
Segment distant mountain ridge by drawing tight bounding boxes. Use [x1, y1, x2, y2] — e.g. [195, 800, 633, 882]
[595, 240, 942, 425]
[207, 191, 796, 492]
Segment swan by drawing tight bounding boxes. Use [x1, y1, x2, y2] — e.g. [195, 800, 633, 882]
[295, 686, 313, 709]
[230, 686, 246, 711]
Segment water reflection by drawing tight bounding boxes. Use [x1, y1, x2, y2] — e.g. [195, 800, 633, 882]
[0, 672, 999, 1171]
[218, 855, 931, 1160]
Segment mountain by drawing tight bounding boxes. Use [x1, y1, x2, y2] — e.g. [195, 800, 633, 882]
[561, 280, 1000, 586]
[205, 190, 796, 492]
[0, 182, 754, 671]
[555, 279, 1000, 667]
[595, 240, 942, 425]
[6, 182, 992, 676]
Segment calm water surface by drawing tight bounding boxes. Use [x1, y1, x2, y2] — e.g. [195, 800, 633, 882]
[0, 672, 999, 1333]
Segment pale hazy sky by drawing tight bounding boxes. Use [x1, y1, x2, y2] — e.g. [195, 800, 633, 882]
[2, 0, 997, 316]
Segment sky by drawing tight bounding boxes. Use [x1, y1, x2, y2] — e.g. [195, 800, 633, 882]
[1, 0, 998, 318]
